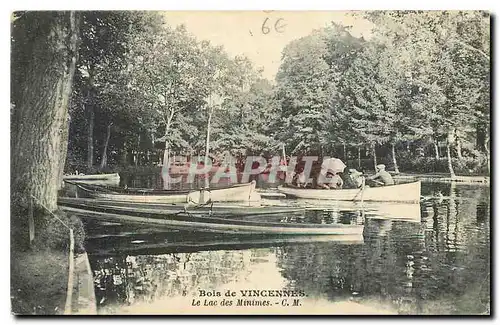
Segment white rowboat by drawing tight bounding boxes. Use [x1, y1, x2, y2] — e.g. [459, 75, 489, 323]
[277, 181, 421, 203]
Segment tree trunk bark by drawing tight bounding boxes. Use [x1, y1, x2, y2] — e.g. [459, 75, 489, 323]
[204, 107, 213, 188]
[100, 122, 112, 170]
[162, 114, 174, 189]
[391, 143, 400, 174]
[121, 142, 128, 166]
[456, 141, 463, 159]
[357, 146, 361, 169]
[343, 143, 347, 161]
[136, 134, 141, 166]
[484, 136, 490, 175]
[11, 11, 79, 210]
[87, 103, 94, 171]
[372, 144, 377, 171]
[455, 129, 463, 159]
[163, 143, 170, 189]
[11, 12, 79, 246]
[434, 141, 440, 160]
[446, 142, 456, 178]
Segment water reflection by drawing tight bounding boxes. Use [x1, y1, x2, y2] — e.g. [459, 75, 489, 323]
[86, 182, 490, 315]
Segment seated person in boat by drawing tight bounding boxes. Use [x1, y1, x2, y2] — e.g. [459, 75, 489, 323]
[317, 171, 343, 189]
[292, 167, 307, 188]
[343, 169, 364, 189]
[366, 164, 394, 186]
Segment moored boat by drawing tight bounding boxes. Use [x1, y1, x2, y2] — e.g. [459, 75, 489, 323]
[63, 173, 120, 186]
[186, 181, 261, 205]
[277, 181, 421, 203]
[69, 180, 261, 205]
[58, 197, 305, 218]
[61, 204, 363, 236]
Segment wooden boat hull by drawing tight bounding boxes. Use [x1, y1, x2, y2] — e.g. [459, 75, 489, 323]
[186, 181, 261, 204]
[86, 192, 188, 204]
[60, 205, 363, 236]
[58, 197, 306, 218]
[277, 181, 421, 203]
[73, 181, 261, 205]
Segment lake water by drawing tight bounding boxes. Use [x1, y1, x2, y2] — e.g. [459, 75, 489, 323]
[82, 181, 490, 315]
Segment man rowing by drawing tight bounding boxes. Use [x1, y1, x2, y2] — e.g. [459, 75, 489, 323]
[343, 168, 364, 189]
[366, 164, 394, 186]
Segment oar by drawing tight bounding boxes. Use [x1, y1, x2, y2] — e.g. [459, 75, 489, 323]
[359, 177, 366, 206]
[351, 178, 367, 219]
[351, 177, 366, 202]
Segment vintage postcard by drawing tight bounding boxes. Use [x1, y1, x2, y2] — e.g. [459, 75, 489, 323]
[10, 10, 490, 316]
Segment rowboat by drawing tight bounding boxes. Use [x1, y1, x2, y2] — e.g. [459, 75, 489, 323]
[69, 181, 261, 205]
[277, 181, 421, 203]
[63, 173, 120, 186]
[58, 197, 306, 218]
[60, 202, 363, 236]
[70, 182, 189, 203]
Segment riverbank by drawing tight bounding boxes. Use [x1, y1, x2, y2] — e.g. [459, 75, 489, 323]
[70, 252, 97, 314]
[393, 173, 490, 184]
[11, 249, 69, 315]
[11, 248, 97, 315]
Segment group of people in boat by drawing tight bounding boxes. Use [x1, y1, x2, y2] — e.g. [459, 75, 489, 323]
[291, 161, 394, 190]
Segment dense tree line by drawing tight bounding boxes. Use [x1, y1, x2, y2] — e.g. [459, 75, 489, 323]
[64, 12, 280, 174]
[275, 11, 490, 176]
[58, 11, 489, 178]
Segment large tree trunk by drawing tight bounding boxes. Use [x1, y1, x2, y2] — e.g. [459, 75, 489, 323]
[100, 122, 112, 170]
[11, 12, 79, 244]
[391, 143, 400, 174]
[11, 12, 79, 209]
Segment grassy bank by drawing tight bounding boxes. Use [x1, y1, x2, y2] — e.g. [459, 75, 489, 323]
[11, 249, 69, 315]
[10, 203, 86, 315]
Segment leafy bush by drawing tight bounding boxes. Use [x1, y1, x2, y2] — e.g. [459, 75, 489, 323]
[35, 210, 86, 253]
[395, 153, 489, 175]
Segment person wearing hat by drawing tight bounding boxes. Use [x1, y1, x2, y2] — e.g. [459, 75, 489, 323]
[317, 171, 343, 189]
[343, 168, 364, 189]
[292, 166, 308, 188]
[367, 164, 394, 186]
